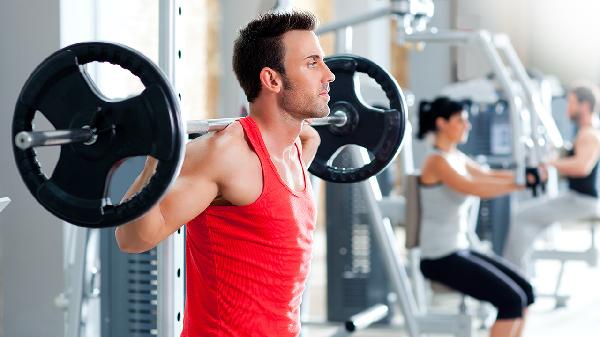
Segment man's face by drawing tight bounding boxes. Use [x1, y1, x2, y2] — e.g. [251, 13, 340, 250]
[566, 92, 592, 121]
[567, 93, 581, 121]
[278, 30, 335, 119]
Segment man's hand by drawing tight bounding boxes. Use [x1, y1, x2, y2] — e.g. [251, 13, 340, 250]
[299, 120, 320, 144]
[143, 156, 159, 176]
[298, 121, 321, 167]
[121, 156, 158, 203]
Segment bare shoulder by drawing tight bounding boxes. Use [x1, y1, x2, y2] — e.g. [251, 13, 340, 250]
[589, 127, 600, 141]
[420, 153, 447, 182]
[423, 152, 449, 171]
[181, 122, 253, 179]
[577, 127, 600, 146]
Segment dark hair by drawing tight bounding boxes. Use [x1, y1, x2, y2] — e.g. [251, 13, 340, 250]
[570, 83, 599, 114]
[417, 97, 465, 140]
[232, 11, 317, 103]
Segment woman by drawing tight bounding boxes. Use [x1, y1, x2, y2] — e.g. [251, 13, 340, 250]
[417, 97, 535, 337]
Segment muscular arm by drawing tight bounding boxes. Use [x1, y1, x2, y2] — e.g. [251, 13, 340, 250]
[423, 154, 520, 199]
[115, 137, 223, 253]
[548, 129, 600, 177]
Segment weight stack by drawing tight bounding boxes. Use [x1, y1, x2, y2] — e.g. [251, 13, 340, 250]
[325, 147, 392, 323]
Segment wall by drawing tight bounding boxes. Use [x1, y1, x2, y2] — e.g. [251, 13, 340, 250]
[455, 0, 600, 86]
[218, 0, 274, 118]
[0, 0, 64, 336]
[406, 0, 455, 168]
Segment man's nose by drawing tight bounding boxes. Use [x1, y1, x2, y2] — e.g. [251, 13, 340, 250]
[324, 64, 335, 83]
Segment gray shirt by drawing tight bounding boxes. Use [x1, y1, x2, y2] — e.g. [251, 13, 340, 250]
[419, 150, 475, 259]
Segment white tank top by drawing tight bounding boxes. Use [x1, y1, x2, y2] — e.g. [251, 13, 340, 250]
[419, 150, 475, 259]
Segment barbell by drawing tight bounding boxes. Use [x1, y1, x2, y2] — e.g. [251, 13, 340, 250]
[12, 42, 407, 228]
[15, 112, 348, 149]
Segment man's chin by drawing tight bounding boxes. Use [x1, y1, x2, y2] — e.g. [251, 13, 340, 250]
[317, 106, 331, 117]
[308, 108, 330, 119]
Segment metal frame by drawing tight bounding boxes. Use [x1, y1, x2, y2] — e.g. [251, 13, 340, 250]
[56, 3, 185, 332]
[493, 34, 563, 150]
[0, 197, 10, 213]
[402, 29, 563, 184]
[158, 1, 185, 337]
[316, 0, 434, 37]
[531, 220, 599, 308]
[60, 226, 90, 337]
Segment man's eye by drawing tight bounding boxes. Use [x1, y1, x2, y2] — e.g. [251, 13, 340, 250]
[308, 61, 317, 67]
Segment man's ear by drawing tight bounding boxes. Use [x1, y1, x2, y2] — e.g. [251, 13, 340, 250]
[583, 101, 593, 115]
[259, 67, 283, 94]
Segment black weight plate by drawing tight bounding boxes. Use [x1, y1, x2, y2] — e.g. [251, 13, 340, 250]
[309, 54, 407, 183]
[12, 42, 185, 228]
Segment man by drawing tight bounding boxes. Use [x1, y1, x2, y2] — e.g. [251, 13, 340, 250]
[504, 83, 600, 274]
[115, 11, 335, 337]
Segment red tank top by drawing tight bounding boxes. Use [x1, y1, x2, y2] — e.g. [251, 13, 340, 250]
[181, 116, 316, 337]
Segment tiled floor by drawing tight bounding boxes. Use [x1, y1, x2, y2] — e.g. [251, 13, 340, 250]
[301, 225, 600, 337]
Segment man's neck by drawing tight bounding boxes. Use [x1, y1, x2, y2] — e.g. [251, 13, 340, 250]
[248, 100, 302, 159]
[577, 113, 596, 129]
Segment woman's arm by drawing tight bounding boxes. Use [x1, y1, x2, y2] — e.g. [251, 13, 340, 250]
[465, 156, 514, 181]
[422, 154, 521, 199]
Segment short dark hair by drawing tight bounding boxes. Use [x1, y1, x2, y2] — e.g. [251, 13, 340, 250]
[232, 11, 317, 103]
[570, 83, 600, 114]
[417, 97, 466, 139]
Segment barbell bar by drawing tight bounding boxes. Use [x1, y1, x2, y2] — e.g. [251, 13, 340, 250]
[14, 111, 349, 150]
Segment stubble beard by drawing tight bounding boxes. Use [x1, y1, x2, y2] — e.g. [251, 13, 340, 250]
[279, 76, 330, 120]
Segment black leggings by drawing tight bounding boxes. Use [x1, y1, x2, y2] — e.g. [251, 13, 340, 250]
[420, 250, 535, 320]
